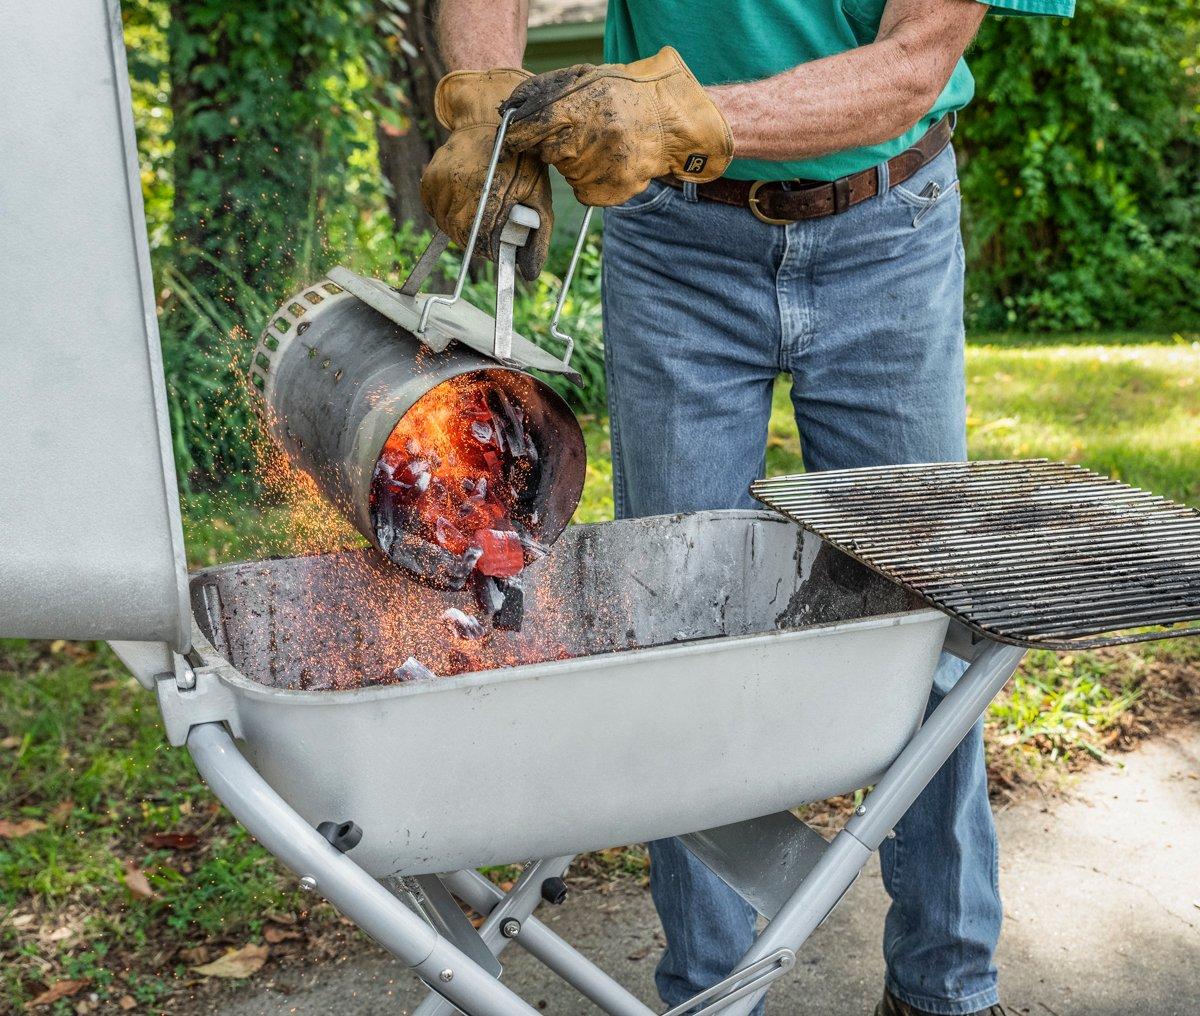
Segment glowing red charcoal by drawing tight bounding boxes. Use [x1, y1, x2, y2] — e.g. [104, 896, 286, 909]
[434, 516, 470, 555]
[366, 370, 548, 656]
[473, 528, 524, 578]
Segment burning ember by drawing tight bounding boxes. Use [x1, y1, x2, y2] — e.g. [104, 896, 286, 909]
[370, 370, 550, 639]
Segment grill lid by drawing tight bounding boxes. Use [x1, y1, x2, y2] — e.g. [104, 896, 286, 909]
[752, 460, 1200, 650]
[0, 0, 191, 678]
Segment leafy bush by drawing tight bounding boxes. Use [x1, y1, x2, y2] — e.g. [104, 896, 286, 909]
[959, 2, 1200, 331]
[165, 0, 384, 300]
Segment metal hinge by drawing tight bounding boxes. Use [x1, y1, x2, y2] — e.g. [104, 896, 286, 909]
[155, 663, 243, 747]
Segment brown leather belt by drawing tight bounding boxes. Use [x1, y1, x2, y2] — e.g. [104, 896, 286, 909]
[661, 115, 954, 224]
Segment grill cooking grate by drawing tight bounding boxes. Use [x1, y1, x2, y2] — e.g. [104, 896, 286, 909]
[752, 460, 1200, 650]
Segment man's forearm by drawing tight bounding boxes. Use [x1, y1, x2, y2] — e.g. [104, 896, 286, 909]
[709, 0, 986, 161]
[437, 0, 529, 70]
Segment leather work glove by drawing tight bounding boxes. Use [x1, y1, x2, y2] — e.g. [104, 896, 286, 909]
[420, 69, 553, 281]
[499, 47, 733, 207]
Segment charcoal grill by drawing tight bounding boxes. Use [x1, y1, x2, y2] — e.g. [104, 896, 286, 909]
[4, 8, 1200, 1016]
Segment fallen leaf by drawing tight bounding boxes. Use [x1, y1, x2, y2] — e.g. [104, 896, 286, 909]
[0, 818, 46, 838]
[192, 942, 269, 978]
[144, 831, 200, 851]
[44, 926, 74, 943]
[0, 735, 21, 750]
[178, 946, 211, 965]
[12, 913, 35, 928]
[118, 996, 137, 1011]
[263, 924, 302, 944]
[49, 639, 67, 654]
[122, 860, 160, 901]
[30, 979, 88, 1006]
[91, 680, 119, 690]
[627, 944, 654, 962]
[49, 800, 74, 825]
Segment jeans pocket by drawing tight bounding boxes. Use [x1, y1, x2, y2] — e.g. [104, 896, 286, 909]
[890, 147, 961, 228]
[604, 179, 675, 217]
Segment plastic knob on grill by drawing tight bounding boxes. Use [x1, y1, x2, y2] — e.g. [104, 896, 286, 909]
[317, 820, 363, 853]
[540, 876, 568, 905]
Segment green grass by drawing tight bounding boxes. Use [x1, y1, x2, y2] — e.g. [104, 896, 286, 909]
[965, 341, 1200, 505]
[765, 338, 1200, 506]
[963, 330, 1200, 349]
[2, 334, 1198, 1010]
[0, 642, 311, 1011]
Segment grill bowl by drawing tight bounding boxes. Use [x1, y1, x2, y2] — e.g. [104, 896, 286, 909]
[189, 510, 947, 876]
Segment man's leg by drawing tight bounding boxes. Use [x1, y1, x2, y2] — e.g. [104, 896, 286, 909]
[789, 146, 1003, 1015]
[601, 180, 783, 1011]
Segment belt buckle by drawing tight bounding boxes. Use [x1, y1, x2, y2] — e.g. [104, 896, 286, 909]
[747, 180, 793, 226]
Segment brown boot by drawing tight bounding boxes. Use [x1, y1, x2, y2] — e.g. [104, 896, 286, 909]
[874, 989, 1008, 1016]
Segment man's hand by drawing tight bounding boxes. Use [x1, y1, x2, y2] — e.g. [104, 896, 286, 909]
[420, 68, 553, 281]
[500, 47, 733, 207]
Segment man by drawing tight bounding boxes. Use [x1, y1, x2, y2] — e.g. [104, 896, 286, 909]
[422, 1, 1073, 1013]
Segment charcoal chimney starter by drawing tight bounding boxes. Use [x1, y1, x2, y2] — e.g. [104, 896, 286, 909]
[252, 279, 586, 578]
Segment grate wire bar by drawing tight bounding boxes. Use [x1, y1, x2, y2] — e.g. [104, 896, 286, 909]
[751, 460, 1200, 649]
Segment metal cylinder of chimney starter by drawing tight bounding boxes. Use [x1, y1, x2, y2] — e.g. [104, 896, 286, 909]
[250, 278, 586, 560]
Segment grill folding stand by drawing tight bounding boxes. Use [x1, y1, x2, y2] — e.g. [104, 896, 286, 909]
[5, 6, 1200, 1016]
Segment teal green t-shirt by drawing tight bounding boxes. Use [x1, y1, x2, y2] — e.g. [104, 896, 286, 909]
[604, 0, 1075, 181]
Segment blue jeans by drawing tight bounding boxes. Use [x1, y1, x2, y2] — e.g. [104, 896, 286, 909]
[600, 145, 1002, 1015]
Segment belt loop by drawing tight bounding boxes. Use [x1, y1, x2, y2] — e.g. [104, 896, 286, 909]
[876, 158, 891, 197]
[683, 181, 699, 203]
[832, 176, 851, 213]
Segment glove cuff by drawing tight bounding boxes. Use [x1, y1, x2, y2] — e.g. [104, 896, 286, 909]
[434, 69, 533, 131]
[647, 47, 734, 183]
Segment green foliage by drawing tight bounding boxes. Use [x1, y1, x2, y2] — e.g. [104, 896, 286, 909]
[989, 650, 1140, 764]
[959, 2, 1200, 331]
[157, 255, 272, 487]
[122, 0, 173, 249]
[154, 0, 399, 486]
[164, 0, 384, 300]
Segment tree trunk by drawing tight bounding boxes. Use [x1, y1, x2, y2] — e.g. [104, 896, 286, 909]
[375, 0, 446, 234]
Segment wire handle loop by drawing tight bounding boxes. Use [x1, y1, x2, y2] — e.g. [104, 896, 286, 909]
[412, 107, 593, 370]
[548, 207, 593, 367]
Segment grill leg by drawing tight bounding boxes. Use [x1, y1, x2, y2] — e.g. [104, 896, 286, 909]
[708, 640, 1026, 1016]
[411, 856, 576, 1016]
[443, 868, 657, 1016]
[186, 723, 542, 1016]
